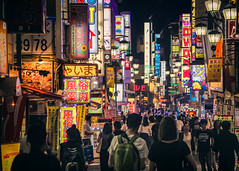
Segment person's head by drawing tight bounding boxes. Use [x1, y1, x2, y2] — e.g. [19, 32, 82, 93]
[159, 117, 177, 141]
[177, 116, 181, 120]
[214, 120, 221, 130]
[194, 117, 199, 124]
[85, 115, 91, 121]
[114, 121, 121, 131]
[200, 119, 208, 129]
[67, 124, 78, 141]
[183, 122, 190, 132]
[103, 122, 112, 135]
[149, 116, 155, 123]
[27, 122, 46, 149]
[127, 113, 142, 132]
[142, 117, 149, 126]
[171, 115, 176, 120]
[155, 115, 163, 124]
[221, 121, 231, 131]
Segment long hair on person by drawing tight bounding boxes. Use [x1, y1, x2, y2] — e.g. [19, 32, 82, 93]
[103, 122, 112, 135]
[159, 116, 177, 141]
[142, 117, 149, 127]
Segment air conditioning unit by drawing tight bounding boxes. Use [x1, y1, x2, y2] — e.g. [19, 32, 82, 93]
[29, 99, 46, 115]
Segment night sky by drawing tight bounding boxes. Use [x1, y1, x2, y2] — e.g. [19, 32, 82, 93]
[117, 0, 191, 35]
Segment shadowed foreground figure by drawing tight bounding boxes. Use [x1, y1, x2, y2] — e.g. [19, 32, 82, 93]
[11, 122, 61, 171]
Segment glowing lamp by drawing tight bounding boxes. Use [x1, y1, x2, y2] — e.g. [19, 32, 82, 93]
[111, 46, 118, 56]
[223, 3, 237, 20]
[195, 23, 207, 36]
[119, 40, 129, 51]
[208, 30, 221, 44]
[205, 0, 221, 12]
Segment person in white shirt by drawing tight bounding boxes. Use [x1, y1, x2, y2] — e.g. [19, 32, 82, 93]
[139, 117, 151, 149]
[82, 115, 93, 145]
[108, 113, 148, 170]
[176, 116, 184, 135]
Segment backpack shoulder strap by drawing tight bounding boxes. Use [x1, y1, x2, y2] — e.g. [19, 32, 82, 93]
[118, 134, 123, 144]
[129, 135, 139, 144]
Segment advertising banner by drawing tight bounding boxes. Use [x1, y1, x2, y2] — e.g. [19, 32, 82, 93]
[64, 64, 98, 77]
[192, 65, 207, 91]
[114, 84, 123, 102]
[104, 0, 111, 7]
[0, 20, 7, 75]
[104, 8, 111, 51]
[124, 69, 131, 84]
[121, 12, 131, 44]
[207, 57, 222, 82]
[89, 97, 103, 114]
[106, 67, 114, 88]
[235, 108, 239, 127]
[6, 0, 45, 33]
[1, 143, 20, 171]
[115, 15, 124, 36]
[60, 107, 77, 143]
[64, 79, 91, 103]
[105, 109, 116, 118]
[191, 0, 196, 61]
[76, 105, 86, 136]
[128, 103, 136, 114]
[181, 14, 191, 86]
[213, 115, 233, 122]
[155, 34, 160, 77]
[104, 51, 111, 64]
[161, 61, 166, 81]
[70, 4, 89, 60]
[195, 36, 204, 59]
[46, 106, 60, 152]
[144, 22, 150, 83]
[21, 62, 53, 92]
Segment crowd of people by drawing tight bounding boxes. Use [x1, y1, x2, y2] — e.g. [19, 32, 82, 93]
[11, 110, 239, 171]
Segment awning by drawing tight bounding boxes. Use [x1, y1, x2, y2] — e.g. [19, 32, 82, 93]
[21, 85, 63, 100]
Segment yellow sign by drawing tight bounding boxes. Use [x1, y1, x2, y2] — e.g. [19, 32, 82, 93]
[106, 67, 114, 88]
[60, 107, 77, 143]
[1, 143, 20, 171]
[76, 105, 86, 136]
[46, 106, 60, 152]
[64, 64, 98, 77]
[207, 57, 222, 82]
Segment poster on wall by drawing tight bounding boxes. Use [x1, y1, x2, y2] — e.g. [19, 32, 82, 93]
[21, 62, 53, 91]
[70, 4, 89, 60]
[89, 97, 103, 114]
[0, 20, 7, 75]
[64, 79, 91, 103]
[46, 106, 60, 152]
[60, 107, 77, 143]
[1, 143, 20, 171]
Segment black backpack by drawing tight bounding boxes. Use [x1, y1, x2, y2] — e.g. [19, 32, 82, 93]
[60, 142, 85, 171]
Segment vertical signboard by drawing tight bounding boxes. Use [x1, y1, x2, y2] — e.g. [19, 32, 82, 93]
[207, 57, 222, 82]
[0, 20, 7, 75]
[181, 14, 191, 87]
[114, 84, 123, 102]
[64, 79, 91, 103]
[104, 8, 111, 51]
[155, 34, 160, 78]
[161, 61, 166, 81]
[106, 67, 114, 88]
[121, 12, 131, 47]
[84, 0, 98, 53]
[115, 15, 124, 36]
[191, 65, 207, 90]
[144, 22, 150, 83]
[76, 105, 86, 135]
[70, 4, 89, 60]
[191, 0, 196, 62]
[60, 107, 77, 143]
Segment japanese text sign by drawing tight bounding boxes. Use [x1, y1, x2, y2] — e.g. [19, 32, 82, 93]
[144, 22, 150, 83]
[0, 20, 7, 75]
[64, 79, 91, 103]
[213, 115, 233, 122]
[70, 4, 89, 60]
[104, 8, 111, 51]
[192, 65, 207, 91]
[207, 57, 222, 82]
[155, 34, 160, 77]
[76, 105, 86, 136]
[106, 67, 114, 88]
[60, 107, 76, 143]
[64, 64, 98, 77]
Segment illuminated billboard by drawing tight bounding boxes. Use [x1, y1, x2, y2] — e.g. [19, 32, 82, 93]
[191, 0, 196, 61]
[144, 22, 150, 83]
[155, 34, 160, 78]
[115, 15, 124, 36]
[104, 8, 111, 51]
[64, 79, 91, 103]
[70, 4, 89, 60]
[192, 65, 207, 90]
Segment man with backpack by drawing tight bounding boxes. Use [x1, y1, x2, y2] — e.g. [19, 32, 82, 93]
[57, 125, 86, 171]
[108, 113, 148, 171]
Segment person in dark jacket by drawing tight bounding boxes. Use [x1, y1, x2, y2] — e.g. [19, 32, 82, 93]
[113, 121, 124, 135]
[152, 115, 163, 142]
[211, 120, 221, 171]
[213, 121, 239, 171]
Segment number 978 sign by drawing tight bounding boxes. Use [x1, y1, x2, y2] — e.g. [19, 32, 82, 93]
[13, 20, 53, 55]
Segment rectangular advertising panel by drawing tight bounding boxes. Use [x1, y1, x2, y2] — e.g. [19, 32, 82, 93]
[64, 79, 91, 103]
[104, 8, 111, 51]
[161, 61, 166, 81]
[70, 4, 89, 60]
[155, 34, 160, 77]
[64, 64, 98, 77]
[191, 0, 196, 61]
[144, 22, 150, 83]
[88, 97, 103, 114]
[181, 14, 191, 87]
[60, 107, 77, 143]
[106, 67, 114, 88]
[121, 12, 131, 45]
[0, 20, 7, 75]
[115, 15, 124, 36]
[124, 69, 131, 84]
[114, 84, 123, 102]
[235, 108, 239, 127]
[207, 57, 222, 82]
[104, 0, 110, 7]
[76, 105, 86, 136]
[192, 65, 207, 91]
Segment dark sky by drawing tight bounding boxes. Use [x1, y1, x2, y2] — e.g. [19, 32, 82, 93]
[117, 0, 191, 34]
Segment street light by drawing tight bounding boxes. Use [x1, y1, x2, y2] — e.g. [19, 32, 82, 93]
[195, 23, 208, 36]
[126, 53, 133, 62]
[120, 58, 125, 66]
[205, 0, 221, 12]
[134, 70, 139, 75]
[111, 46, 118, 56]
[222, 3, 237, 20]
[119, 40, 129, 51]
[165, 71, 170, 75]
[133, 64, 139, 69]
[175, 59, 182, 67]
[208, 30, 221, 43]
[173, 67, 179, 73]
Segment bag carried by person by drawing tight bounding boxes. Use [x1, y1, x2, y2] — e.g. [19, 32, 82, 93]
[114, 134, 140, 171]
[61, 142, 85, 171]
[96, 137, 102, 153]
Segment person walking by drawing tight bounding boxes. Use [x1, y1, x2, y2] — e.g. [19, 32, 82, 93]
[82, 115, 93, 145]
[113, 121, 124, 136]
[176, 116, 184, 135]
[57, 124, 86, 171]
[148, 117, 197, 171]
[11, 122, 61, 171]
[138, 116, 151, 149]
[151, 115, 163, 142]
[213, 121, 239, 171]
[108, 113, 148, 171]
[196, 119, 214, 171]
[211, 120, 221, 171]
[98, 123, 114, 171]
